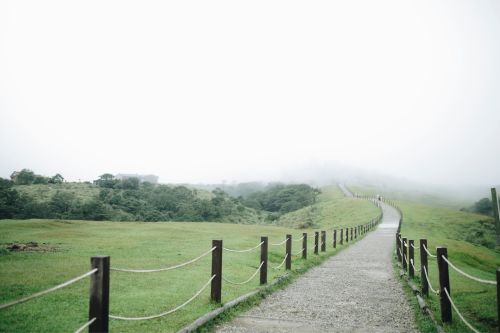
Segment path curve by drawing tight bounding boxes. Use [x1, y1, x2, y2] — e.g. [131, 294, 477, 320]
[216, 195, 416, 332]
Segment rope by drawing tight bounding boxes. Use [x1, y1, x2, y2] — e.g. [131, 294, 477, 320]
[224, 242, 263, 253]
[441, 256, 496, 285]
[270, 238, 289, 246]
[422, 245, 437, 258]
[271, 254, 288, 270]
[222, 262, 264, 285]
[411, 244, 419, 250]
[294, 235, 305, 242]
[410, 259, 419, 272]
[403, 241, 408, 247]
[294, 248, 305, 256]
[110, 275, 215, 321]
[443, 288, 481, 333]
[111, 247, 215, 273]
[0, 268, 98, 310]
[423, 266, 439, 295]
[74, 318, 96, 333]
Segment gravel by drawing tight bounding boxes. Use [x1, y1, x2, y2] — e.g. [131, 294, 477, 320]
[216, 200, 417, 332]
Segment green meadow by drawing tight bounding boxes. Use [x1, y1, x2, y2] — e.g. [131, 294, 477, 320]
[353, 185, 500, 333]
[0, 186, 379, 332]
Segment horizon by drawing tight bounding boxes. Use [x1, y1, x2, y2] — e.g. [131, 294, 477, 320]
[1, 0, 500, 187]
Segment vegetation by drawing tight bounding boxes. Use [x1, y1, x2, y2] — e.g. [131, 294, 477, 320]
[354, 185, 500, 333]
[277, 186, 380, 229]
[1, 170, 324, 225]
[0, 190, 379, 333]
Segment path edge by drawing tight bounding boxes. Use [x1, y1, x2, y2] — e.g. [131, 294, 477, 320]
[176, 273, 290, 333]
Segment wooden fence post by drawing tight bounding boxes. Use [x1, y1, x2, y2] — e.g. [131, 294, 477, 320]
[355, 226, 357, 240]
[340, 229, 343, 245]
[409, 240, 414, 279]
[260, 236, 268, 285]
[350, 228, 353, 241]
[346, 228, 349, 243]
[496, 268, 500, 333]
[396, 233, 401, 262]
[333, 230, 337, 249]
[321, 231, 326, 252]
[402, 237, 407, 271]
[492, 188, 500, 246]
[302, 233, 307, 259]
[314, 232, 319, 254]
[286, 234, 292, 270]
[437, 247, 451, 323]
[420, 239, 428, 297]
[211, 240, 222, 303]
[89, 256, 110, 333]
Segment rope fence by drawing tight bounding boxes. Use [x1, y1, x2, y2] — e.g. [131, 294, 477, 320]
[395, 196, 499, 333]
[443, 288, 481, 333]
[109, 275, 215, 321]
[74, 318, 96, 333]
[0, 268, 98, 310]
[1, 198, 383, 333]
[271, 253, 289, 270]
[270, 238, 288, 246]
[441, 255, 497, 285]
[110, 247, 215, 273]
[223, 262, 264, 285]
[223, 242, 264, 253]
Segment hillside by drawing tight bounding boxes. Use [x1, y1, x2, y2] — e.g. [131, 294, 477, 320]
[353, 185, 500, 333]
[277, 185, 380, 229]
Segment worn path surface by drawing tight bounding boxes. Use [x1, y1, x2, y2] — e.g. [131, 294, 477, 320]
[216, 189, 416, 333]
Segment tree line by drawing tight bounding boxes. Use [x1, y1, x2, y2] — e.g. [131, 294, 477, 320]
[0, 170, 320, 223]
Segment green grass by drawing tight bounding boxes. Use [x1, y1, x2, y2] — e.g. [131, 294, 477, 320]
[0, 189, 380, 333]
[278, 185, 380, 229]
[354, 185, 499, 333]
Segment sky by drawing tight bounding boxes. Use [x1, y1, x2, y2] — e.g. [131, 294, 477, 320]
[1, 0, 499, 186]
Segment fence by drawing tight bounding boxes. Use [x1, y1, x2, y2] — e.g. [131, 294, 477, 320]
[394, 206, 499, 333]
[0, 210, 383, 332]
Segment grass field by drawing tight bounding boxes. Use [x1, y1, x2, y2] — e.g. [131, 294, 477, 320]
[353, 185, 500, 333]
[278, 185, 380, 229]
[0, 186, 380, 333]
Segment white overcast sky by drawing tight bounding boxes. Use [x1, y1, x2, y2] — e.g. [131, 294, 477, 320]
[1, 0, 499, 186]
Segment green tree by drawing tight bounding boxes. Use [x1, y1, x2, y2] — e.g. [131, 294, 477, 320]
[49, 173, 64, 184]
[11, 169, 36, 185]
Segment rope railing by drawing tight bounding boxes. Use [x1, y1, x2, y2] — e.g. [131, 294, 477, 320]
[0, 268, 98, 310]
[293, 248, 305, 256]
[222, 262, 264, 285]
[74, 317, 96, 333]
[223, 242, 264, 253]
[441, 256, 496, 285]
[410, 259, 419, 272]
[110, 247, 215, 273]
[109, 275, 215, 321]
[422, 245, 437, 258]
[294, 235, 305, 242]
[411, 244, 419, 250]
[423, 265, 439, 295]
[271, 253, 289, 270]
[443, 288, 481, 333]
[270, 238, 289, 246]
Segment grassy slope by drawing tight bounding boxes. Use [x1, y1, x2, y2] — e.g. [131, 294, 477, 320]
[277, 185, 380, 229]
[349, 184, 473, 210]
[353, 185, 500, 333]
[0, 186, 381, 333]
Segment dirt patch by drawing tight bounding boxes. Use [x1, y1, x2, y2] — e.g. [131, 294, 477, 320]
[5, 242, 58, 252]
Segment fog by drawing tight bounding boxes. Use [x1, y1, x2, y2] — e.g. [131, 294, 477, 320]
[1, 0, 499, 188]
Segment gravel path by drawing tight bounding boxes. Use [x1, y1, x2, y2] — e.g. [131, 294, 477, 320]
[216, 197, 416, 332]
